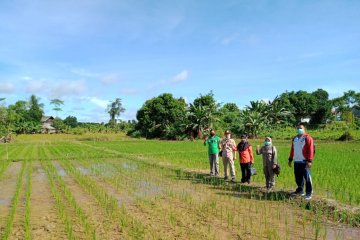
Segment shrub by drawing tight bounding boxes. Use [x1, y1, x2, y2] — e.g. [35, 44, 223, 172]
[337, 131, 353, 141]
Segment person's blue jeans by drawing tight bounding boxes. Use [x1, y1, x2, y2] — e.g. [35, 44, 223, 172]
[294, 161, 312, 195]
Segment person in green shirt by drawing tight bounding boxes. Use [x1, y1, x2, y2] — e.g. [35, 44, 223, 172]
[204, 129, 221, 176]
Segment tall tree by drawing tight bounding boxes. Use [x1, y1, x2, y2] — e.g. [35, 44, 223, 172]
[50, 99, 64, 117]
[107, 98, 125, 126]
[135, 93, 186, 139]
[187, 104, 219, 139]
[268, 97, 293, 126]
[240, 109, 267, 138]
[27, 95, 44, 122]
[278, 91, 316, 124]
[219, 103, 242, 135]
[63, 116, 78, 128]
[310, 89, 331, 124]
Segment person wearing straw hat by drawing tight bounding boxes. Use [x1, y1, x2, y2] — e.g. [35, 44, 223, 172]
[256, 136, 278, 190]
[220, 130, 237, 181]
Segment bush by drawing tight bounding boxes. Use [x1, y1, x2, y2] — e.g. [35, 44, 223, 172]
[337, 131, 354, 141]
[127, 130, 142, 138]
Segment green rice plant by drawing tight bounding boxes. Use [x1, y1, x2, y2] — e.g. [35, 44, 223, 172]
[58, 159, 148, 238]
[40, 160, 75, 240]
[0, 158, 10, 179]
[43, 160, 97, 239]
[24, 159, 32, 240]
[0, 160, 26, 240]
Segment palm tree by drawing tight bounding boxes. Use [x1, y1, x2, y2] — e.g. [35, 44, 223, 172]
[247, 100, 269, 116]
[27, 95, 44, 122]
[107, 98, 125, 127]
[50, 99, 64, 117]
[240, 109, 267, 138]
[186, 104, 219, 139]
[268, 97, 293, 126]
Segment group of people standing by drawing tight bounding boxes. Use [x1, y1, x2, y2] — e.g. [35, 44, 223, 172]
[204, 123, 314, 200]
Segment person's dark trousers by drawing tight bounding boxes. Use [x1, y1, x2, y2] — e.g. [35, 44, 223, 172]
[240, 163, 251, 183]
[294, 161, 312, 195]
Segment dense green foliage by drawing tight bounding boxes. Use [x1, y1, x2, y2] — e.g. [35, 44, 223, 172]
[133, 89, 360, 139]
[1, 89, 360, 139]
[134, 93, 187, 139]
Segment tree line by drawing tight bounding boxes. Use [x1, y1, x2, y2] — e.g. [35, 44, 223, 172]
[130, 89, 360, 139]
[1, 89, 359, 139]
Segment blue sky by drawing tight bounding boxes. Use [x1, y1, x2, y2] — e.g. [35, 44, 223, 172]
[0, 0, 359, 122]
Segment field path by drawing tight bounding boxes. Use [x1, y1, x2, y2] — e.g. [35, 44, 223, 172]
[29, 161, 67, 240]
[53, 161, 123, 240]
[0, 162, 21, 235]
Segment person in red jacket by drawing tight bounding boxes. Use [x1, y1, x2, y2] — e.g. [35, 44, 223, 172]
[237, 134, 254, 184]
[288, 123, 314, 200]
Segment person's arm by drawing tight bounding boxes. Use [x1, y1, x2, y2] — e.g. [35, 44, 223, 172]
[304, 135, 314, 168]
[303, 135, 314, 161]
[272, 146, 278, 168]
[249, 146, 254, 163]
[255, 145, 262, 155]
[288, 139, 294, 167]
[232, 140, 237, 160]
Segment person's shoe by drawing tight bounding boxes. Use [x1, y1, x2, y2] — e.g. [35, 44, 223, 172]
[224, 176, 229, 181]
[291, 191, 305, 196]
[230, 178, 235, 182]
[304, 194, 312, 200]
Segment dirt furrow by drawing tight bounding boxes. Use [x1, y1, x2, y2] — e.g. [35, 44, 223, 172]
[0, 162, 22, 234]
[52, 161, 123, 240]
[29, 161, 67, 240]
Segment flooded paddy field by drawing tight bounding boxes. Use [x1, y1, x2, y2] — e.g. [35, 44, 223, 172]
[0, 139, 359, 239]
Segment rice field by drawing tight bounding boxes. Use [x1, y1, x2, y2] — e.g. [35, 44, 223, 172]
[0, 135, 359, 239]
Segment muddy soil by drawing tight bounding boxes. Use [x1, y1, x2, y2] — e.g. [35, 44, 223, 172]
[53, 161, 123, 240]
[0, 158, 359, 240]
[0, 162, 22, 234]
[28, 162, 67, 240]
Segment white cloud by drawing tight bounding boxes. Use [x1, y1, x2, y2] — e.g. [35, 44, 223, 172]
[71, 68, 100, 78]
[21, 76, 32, 80]
[25, 80, 46, 93]
[147, 70, 189, 90]
[51, 80, 87, 98]
[0, 82, 16, 93]
[101, 74, 120, 85]
[171, 70, 189, 83]
[89, 97, 109, 109]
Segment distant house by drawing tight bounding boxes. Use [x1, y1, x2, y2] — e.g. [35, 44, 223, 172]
[41, 116, 56, 133]
[300, 117, 311, 123]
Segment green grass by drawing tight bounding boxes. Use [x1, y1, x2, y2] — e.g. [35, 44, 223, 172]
[0, 134, 359, 238]
[4, 135, 359, 205]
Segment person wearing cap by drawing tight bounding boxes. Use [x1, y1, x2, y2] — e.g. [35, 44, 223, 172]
[288, 123, 315, 200]
[237, 134, 254, 184]
[204, 129, 221, 176]
[220, 130, 237, 181]
[256, 137, 278, 190]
